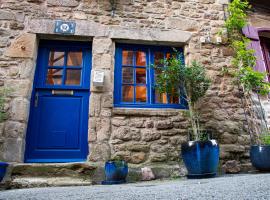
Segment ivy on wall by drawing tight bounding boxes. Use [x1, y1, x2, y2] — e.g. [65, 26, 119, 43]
[225, 0, 270, 95]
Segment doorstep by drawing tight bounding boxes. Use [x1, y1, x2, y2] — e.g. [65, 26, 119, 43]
[0, 162, 184, 189]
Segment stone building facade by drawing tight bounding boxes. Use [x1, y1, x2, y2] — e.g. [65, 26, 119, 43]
[0, 0, 265, 174]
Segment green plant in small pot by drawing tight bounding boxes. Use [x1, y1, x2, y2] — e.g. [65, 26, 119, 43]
[102, 156, 128, 185]
[0, 88, 9, 182]
[224, 0, 270, 171]
[154, 54, 219, 178]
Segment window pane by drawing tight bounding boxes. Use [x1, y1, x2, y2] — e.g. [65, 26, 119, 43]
[46, 68, 63, 85]
[136, 51, 146, 66]
[169, 95, 179, 104]
[136, 86, 147, 102]
[122, 85, 134, 102]
[168, 88, 179, 104]
[122, 67, 133, 84]
[67, 52, 82, 66]
[65, 69, 81, 85]
[122, 50, 133, 65]
[136, 68, 146, 84]
[49, 51, 65, 66]
[154, 52, 164, 65]
[155, 92, 167, 104]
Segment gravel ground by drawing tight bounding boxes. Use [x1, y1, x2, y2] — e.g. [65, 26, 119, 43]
[0, 174, 270, 200]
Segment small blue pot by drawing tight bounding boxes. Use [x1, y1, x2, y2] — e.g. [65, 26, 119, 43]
[181, 140, 219, 178]
[250, 145, 270, 171]
[102, 160, 128, 185]
[0, 162, 8, 182]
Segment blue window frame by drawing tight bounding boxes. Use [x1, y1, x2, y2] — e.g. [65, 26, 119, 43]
[114, 44, 187, 109]
[35, 41, 91, 90]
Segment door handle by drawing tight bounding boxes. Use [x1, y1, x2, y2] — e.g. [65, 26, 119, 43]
[52, 90, 74, 95]
[34, 92, 39, 107]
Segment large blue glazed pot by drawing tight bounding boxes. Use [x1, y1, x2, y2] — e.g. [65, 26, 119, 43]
[250, 145, 270, 171]
[0, 162, 8, 182]
[181, 140, 219, 178]
[102, 160, 128, 185]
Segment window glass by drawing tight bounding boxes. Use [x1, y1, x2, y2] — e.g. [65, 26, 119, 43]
[155, 92, 167, 104]
[136, 51, 146, 66]
[136, 86, 147, 102]
[122, 67, 133, 84]
[122, 50, 133, 65]
[65, 69, 81, 85]
[46, 68, 63, 85]
[67, 52, 82, 66]
[122, 85, 134, 102]
[49, 51, 65, 66]
[115, 45, 184, 108]
[136, 68, 146, 84]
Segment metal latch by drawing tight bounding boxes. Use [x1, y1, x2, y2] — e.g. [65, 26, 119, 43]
[34, 92, 39, 107]
[52, 90, 74, 95]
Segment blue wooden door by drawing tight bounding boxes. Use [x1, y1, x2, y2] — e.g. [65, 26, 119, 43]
[25, 41, 91, 163]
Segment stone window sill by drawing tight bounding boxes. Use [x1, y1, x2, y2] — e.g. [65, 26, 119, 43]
[112, 107, 186, 117]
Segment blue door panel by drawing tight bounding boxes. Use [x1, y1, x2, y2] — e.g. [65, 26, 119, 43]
[24, 40, 91, 163]
[36, 96, 81, 149]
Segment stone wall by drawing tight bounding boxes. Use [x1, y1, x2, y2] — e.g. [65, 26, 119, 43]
[0, 0, 253, 173]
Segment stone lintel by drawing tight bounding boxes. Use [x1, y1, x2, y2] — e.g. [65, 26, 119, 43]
[109, 27, 192, 44]
[27, 19, 192, 44]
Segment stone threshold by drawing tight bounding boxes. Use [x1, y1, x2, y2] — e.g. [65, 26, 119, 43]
[1, 162, 184, 189]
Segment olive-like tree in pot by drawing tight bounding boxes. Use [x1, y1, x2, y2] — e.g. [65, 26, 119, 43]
[154, 54, 219, 178]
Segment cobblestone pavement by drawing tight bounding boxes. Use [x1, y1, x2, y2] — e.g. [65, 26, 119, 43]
[0, 174, 270, 200]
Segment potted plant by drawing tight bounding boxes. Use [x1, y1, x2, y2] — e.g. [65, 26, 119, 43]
[250, 133, 270, 171]
[154, 55, 219, 178]
[223, 0, 270, 171]
[102, 157, 128, 185]
[0, 162, 8, 182]
[0, 88, 9, 182]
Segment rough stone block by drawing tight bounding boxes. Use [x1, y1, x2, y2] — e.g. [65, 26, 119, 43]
[92, 54, 113, 69]
[4, 121, 26, 138]
[4, 138, 24, 162]
[88, 143, 111, 162]
[127, 142, 149, 152]
[5, 33, 37, 58]
[155, 120, 173, 130]
[111, 117, 128, 127]
[47, 0, 79, 7]
[220, 132, 238, 144]
[165, 18, 199, 32]
[89, 93, 101, 117]
[129, 118, 145, 128]
[112, 127, 141, 141]
[216, 0, 229, 4]
[130, 152, 146, 164]
[141, 167, 155, 181]
[10, 98, 29, 122]
[92, 37, 113, 54]
[222, 160, 241, 174]
[5, 79, 31, 97]
[0, 10, 15, 20]
[149, 153, 167, 162]
[141, 129, 161, 142]
[101, 94, 113, 108]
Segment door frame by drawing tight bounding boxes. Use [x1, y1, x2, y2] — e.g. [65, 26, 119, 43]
[24, 40, 92, 163]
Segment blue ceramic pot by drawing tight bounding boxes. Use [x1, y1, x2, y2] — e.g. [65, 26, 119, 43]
[250, 145, 270, 171]
[0, 162, 8, 182]
[181, 140, 219, 178]
[102, 160, 128, 184]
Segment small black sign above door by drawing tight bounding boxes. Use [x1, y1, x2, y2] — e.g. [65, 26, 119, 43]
[54, 20, 76, 35]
